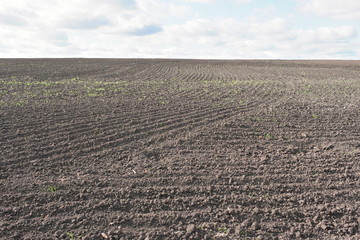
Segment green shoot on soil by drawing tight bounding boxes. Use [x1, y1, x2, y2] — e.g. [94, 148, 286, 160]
[240, 230, 249, 240]
[264, 133, 273, 140]
[66, 232, 82, 240]
[217, 225, 229, 234]
[46, 186, 58, 192]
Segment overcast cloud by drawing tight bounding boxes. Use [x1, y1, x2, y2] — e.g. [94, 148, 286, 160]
[0, 0, 359, 59]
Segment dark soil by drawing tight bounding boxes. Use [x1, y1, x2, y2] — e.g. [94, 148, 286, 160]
[1, 59, 360, 239]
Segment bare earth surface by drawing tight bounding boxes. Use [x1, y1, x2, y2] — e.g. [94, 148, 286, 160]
[1, 59, 360, 240]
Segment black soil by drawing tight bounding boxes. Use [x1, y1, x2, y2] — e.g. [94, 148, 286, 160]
[1, 59, 360, 239]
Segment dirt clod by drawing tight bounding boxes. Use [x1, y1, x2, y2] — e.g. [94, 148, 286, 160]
[186, 224, 196, 235]
[251, 221, 260, 230]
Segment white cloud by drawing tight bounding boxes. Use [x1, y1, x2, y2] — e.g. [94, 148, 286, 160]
[154, 18, 358, 59]
[0, 13, 28, 26]
[182, 0, 251, 2]
[0, 0, 359, 59]
[63, 16, 111, 30]
[293, 26, 357, 43]
[169, 19, 217, 37]
[299, 0, 360, 20]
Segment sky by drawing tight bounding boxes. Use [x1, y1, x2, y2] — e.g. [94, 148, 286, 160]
[0, 0, 359, 59]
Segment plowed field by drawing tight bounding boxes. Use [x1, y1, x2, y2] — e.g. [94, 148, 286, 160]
[1, 59, 360, 239]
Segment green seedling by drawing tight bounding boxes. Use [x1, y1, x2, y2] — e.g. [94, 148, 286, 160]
[198, 224, 207, 231]
[94, 87, 106, 91]
[0, 90, 8, 95]
[248, 191, 257, 198]
[240, 230, 249, 239]
[87, 92, 103, 97]
[312, 170, 318, 175]
[66, 232, 82, 240]
[263, 193, 270, 200]
[46, 186, 57, 192]
[217, 225, 229, 234]
[312, 114, 319, 119]
[13, 100, 28, 106]
[264, 133, 273, 140]
[303, 84, 312, 93]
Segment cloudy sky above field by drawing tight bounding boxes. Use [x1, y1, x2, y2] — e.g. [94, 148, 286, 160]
[0, 0, 359, 59]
